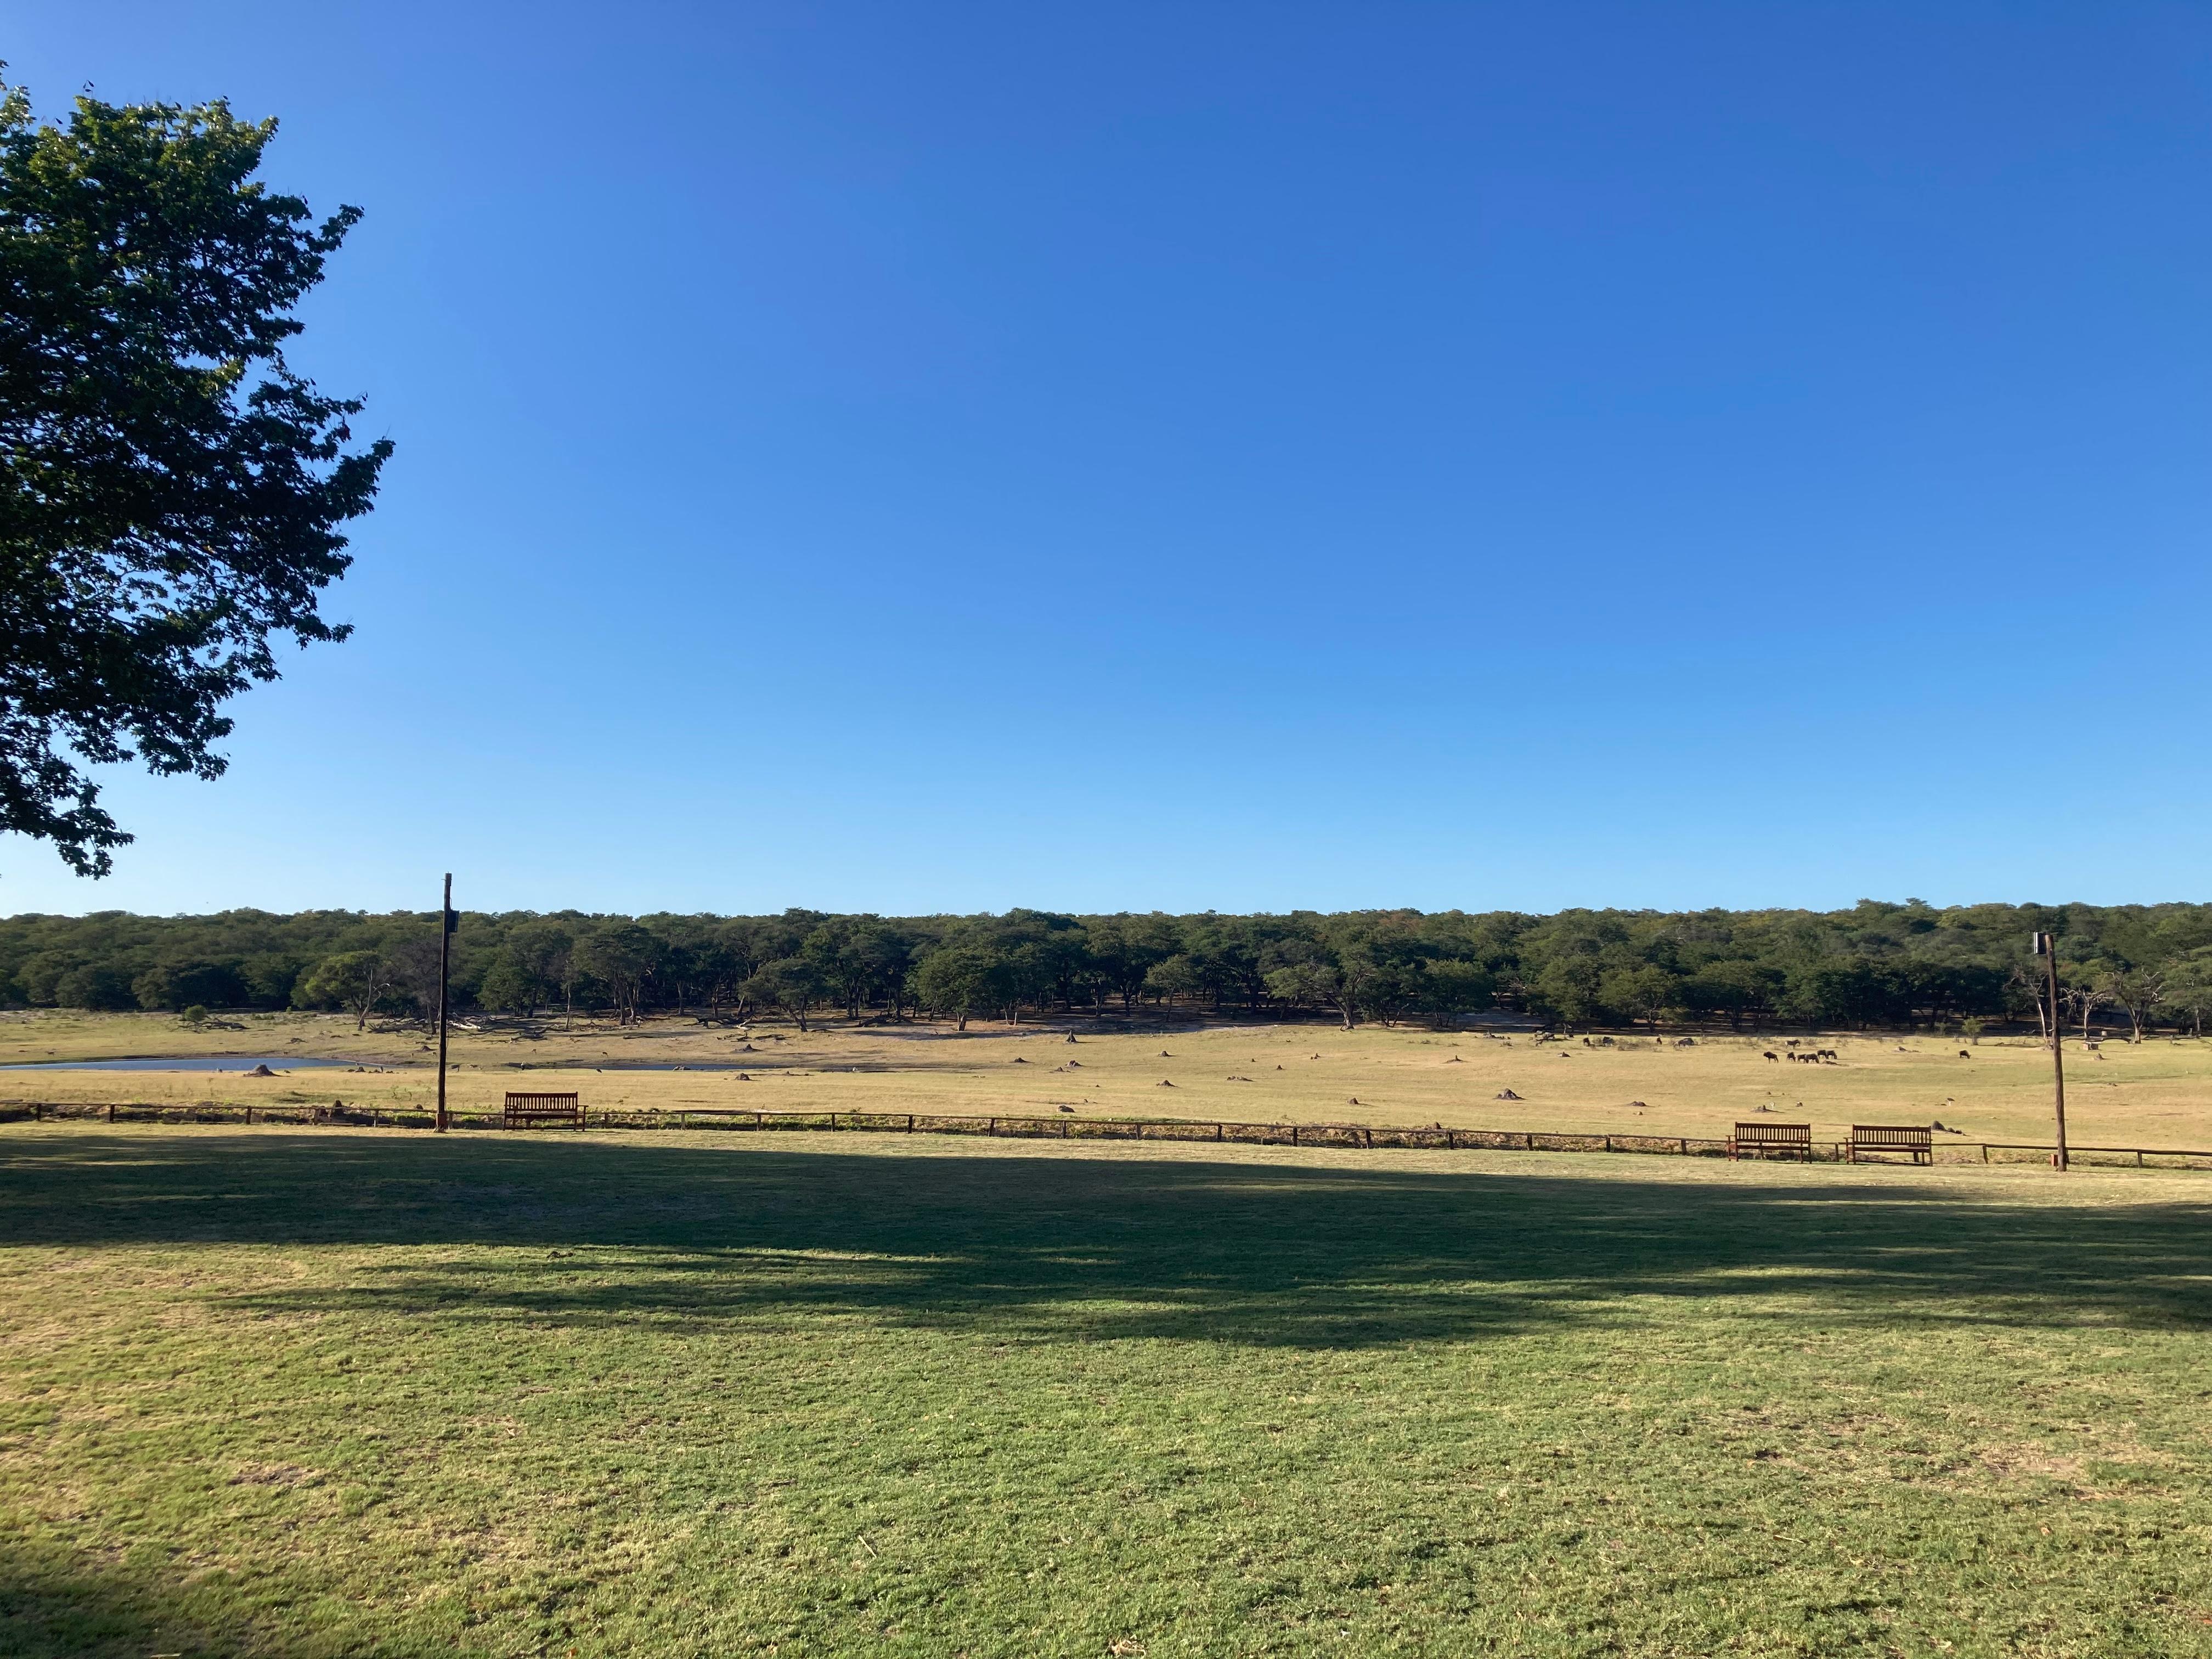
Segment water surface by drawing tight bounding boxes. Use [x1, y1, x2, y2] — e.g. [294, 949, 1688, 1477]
[0, 1056, 390, 1073]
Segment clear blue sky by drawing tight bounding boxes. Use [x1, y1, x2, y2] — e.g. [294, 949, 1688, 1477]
[5, 2, 2209, 917]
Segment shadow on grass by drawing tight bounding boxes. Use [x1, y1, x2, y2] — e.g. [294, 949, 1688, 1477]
[2, 1130, 2208, 1346]
[0, 1544, 318, 1659]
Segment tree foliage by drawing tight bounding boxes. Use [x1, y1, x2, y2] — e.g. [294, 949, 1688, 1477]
[8, 899, 2212, 1037]
[0, 76, 389, 874]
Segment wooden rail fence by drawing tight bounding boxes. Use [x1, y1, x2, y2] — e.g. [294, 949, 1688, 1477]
[5, 1100, 2212, 1169]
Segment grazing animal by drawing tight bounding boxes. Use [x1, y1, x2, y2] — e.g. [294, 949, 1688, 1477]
[1959, 1050, 1971, 1059]
[1764, 1051, 1779, 1062]
[1496, 1089, 1522, 1101]
[1675, 1037, 1695, 1048]
[1066, 1060, 1082, 1068]
[1819, 1049, 1838, 1061]
[1348, 1097, 1361, 1106]
[1057, 1104, 1075, 1114]
[1065, 1034, 1078, 1043]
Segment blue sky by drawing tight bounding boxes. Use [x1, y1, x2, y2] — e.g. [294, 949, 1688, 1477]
[5, 2, 2210, 916]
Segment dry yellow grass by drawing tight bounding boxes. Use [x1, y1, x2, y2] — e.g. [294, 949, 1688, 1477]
[2, 1008, 2207, 1149]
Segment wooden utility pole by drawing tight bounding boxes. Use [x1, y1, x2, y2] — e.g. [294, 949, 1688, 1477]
[436, 873, 454, 1134]
[2034, 931, 2068, 1171]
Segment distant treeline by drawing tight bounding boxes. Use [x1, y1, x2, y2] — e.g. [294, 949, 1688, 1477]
[4, 900, 2210, 1037]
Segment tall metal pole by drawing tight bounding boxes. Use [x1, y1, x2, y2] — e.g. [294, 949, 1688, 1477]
[2035, 932, 2068, 1171]
[436, 872, 453, 1134]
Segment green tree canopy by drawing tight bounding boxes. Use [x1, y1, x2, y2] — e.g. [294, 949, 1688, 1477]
[0, 76, 389, 874]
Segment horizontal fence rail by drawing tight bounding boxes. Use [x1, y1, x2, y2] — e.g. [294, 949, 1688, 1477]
[5, 1100, 2212, 1170]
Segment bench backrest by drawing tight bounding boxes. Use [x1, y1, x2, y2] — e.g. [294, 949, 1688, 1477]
[1849, 1124, 1931, 1148]
[505, 1092, 580, 1110]
[1734, 1121, 1812, 1144]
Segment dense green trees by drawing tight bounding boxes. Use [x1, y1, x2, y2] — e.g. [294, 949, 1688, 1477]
[5, 898, 2212, 1036]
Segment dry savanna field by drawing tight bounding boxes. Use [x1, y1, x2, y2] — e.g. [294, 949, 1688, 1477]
[3, 1008, 2210, 1152]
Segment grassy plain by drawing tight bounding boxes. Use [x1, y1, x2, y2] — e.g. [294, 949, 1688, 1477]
[2, 1124, 2210, 1657]
[2, 1008, 2210, 1150]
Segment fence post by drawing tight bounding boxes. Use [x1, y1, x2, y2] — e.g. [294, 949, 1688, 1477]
[1446, 1128, 1456, 1149]
[907, 1113, 915, 1132]
[1215, 1122, 1224, 1142]
[1604, 1135, 1612, 1153]
[1981, 1143, 1989, 1163]
[1290, 1125, 1299, 1147]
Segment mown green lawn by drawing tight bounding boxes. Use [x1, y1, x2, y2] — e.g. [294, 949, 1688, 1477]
[2, 1125, 2208, 1657]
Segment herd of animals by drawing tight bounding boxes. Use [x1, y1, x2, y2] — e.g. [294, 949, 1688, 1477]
[1533, 1034, 1983, 1064]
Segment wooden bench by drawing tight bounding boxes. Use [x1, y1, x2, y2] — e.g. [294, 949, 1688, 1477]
[1848, 1124, 1932, 1165]
[1730, 1121, 1812, 1160]
[504, 1092, 585, 1130]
